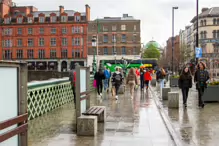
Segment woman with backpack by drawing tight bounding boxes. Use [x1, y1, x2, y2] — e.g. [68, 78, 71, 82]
[178, 67, 192, 108]
[112, 67, 123, 100]
[126, 68, 138, 99]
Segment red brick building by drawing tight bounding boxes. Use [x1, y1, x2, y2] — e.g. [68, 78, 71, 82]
[166, 35, 180, 70]
[0, 0, 90, 71]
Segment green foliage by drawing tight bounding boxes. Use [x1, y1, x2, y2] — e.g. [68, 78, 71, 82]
[209, 81, 219, 86]
[143, 44, 160, 59]
[171, 75, 180, 78]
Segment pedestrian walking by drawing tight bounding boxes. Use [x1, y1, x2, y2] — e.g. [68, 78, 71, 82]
[156, 67, 166, 88]
[140, 67, 145, 90]
[112, 67, 123, 100]
[69, 63, 78, 108]
[103, 66, 110, 92]
[126, 68, 138, 99]
[107, 68, 111, 92]
[94, 68, 105, 97]
[178, 67, 192, 108]
[144, 69, 152, 90]
[194, 62, 209, 108]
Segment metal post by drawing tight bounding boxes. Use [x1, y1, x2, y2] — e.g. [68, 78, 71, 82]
[172, 8, 174, 73]
[195, 0, 199, 65]
[92, 37, 97, 73]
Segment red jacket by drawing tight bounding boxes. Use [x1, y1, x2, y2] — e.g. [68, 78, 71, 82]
[135, 69, 140, 76]
[144, 72, 152, 81]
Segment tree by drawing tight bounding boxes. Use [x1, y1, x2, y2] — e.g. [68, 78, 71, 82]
[143, 45, 160, 59]
[179, 44, 193, 66]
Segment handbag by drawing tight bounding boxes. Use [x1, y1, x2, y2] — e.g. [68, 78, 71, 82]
[93, 80, 97, 88]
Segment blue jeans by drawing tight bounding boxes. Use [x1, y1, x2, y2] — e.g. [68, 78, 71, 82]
[103, 79, 109, 90]
[160, 79, 164, 89]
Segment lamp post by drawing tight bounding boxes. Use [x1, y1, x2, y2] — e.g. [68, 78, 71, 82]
[114, 54, 117, 65]
[92, 36, 97, 74]
[195, 0, 199, 65]
[172, 6, 178, 74]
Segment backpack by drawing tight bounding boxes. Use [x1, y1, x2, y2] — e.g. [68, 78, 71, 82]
[104, 70, 110, 79]
[114, 73, 122, 84]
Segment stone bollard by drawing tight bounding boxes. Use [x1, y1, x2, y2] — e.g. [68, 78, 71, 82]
[168, 92, 179, 108]
[77, 116, 97, 136]
[151, 79, 156, 86]
[162, 87, 171, 100]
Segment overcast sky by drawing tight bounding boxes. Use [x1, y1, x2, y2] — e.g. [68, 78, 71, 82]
[15, 0, 219, 47]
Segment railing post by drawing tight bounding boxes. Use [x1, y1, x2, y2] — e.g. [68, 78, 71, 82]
[75, 65, 81, 126]
[86, 66, 91, 110]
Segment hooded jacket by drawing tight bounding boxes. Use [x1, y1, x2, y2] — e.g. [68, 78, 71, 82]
[112, 71, 123, 85]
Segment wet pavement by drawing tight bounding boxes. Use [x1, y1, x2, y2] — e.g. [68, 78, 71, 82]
[152, 83, 219, 146]
[28, 88, 175, 146]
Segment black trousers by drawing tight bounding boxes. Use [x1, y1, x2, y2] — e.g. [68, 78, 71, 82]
[198, 87, 205, 106]
[97, 81, 103, 95]
[115, 83, 120, 95]
[181, 88, 189, 105]
[72, 85, 76, 107]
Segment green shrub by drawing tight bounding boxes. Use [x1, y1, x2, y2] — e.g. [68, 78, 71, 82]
[209, 81, 219, 86]
[171, 75, 179, 79]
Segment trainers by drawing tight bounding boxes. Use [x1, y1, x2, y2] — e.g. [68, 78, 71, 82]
[115, 96, 118, 100]
[130, 96, 133, 99]
[100, 93, 102, 96]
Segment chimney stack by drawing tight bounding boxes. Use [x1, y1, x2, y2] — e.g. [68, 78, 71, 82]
[85, 4, 90, 21]
[59, 5, 64, 14]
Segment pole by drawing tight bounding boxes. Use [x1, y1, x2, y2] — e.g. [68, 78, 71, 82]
[172, 8, 174, 74]
[195, 0, 199, 65]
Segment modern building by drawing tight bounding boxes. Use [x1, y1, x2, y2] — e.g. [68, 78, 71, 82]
[87, 14, 141, 67]
[191, 7, 219, 58]
[0, 0, 90, 71]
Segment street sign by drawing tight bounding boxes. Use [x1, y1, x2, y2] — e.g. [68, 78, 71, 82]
[195, 47, 202, 58]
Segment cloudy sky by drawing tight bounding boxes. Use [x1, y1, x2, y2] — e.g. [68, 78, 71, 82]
[15, 0, 219, 46]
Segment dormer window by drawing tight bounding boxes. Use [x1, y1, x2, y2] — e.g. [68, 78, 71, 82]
[27, 17, 33, 23]
[39, 17, 45, 23]
[51, 16, 56, 23]
[75, 16, 80, 22]
[17, 17, 22, 24]
[4, 18, 11, 24]
[61, 16, 67, 22]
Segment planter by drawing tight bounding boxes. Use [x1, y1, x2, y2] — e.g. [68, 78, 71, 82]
[170, 77, 179, 87]
[203, 85, 219, 102]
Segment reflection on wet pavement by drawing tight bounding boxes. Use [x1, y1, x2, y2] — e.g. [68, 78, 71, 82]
[28, 89, 175, 146]
[152, 85, 219, 146]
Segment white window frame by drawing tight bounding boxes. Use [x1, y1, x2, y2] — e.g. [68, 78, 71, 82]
[51, 16, 56, 23]
[17, 18, 23, 24]
[61, 16, 67, 22]
[27, 17, 33, 23]
[121, 24, 126, 31]
[39, 17, 45, 23]
[112, 25, 117, 31]
[75, 16, 80, 22]
[4, 18, 11, 24]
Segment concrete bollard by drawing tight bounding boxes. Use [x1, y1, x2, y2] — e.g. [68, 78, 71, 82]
[77, 116, 97, 136]
[151, 79, 156, 86]
[168, 92, 179, 108]
[162, 87, 171, 100]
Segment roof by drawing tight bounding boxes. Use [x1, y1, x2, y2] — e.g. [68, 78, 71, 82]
[191, 7, 219, 23]
[32, 10, 86, 17]
[145, 41, 161, 49]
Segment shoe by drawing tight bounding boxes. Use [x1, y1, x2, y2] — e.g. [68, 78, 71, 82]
[115, 96, 118, 100]
[183, 104, 187, 108]
[200, 104, 205, 108]
[100, 93, 102, 96]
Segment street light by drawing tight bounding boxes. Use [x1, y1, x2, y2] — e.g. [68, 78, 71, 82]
[92, 36, 97, 73]
[172, 6, 178, 74]
[195, 0, 199, 65]
[114, 54, 117, 65]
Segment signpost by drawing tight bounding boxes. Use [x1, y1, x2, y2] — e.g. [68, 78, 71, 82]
[195, 47, 202, 58]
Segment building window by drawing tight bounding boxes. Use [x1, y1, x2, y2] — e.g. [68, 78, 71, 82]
[213, 19, 217, 25]
[4, 18, 11, 24]
[62, 38, 68, 46]
[50, 38, 56, 46]
[121, 25, 126, 31]
[134, 25, 137, 31]
[2, 40, 12, 47]
[16, 50, 23, 59]
[51, 28, 56, 34]
[38, 49, 45, 59]
[17, 39, 22, 47]
[28, 38, 34, 47]
[122, 47, 126, 55]
[72, 38, 80, 46]
[61, 49, 68, 58]
[113, 46, 116, 54]
[50, 49, 56, 58]
[27, 17, 33, 23]
[62, 27, 67, 34]
[39, 28, 44, 34]
[200, 20, 203, 26]
[39, 38, 44, 46]
[39, 17, 45, 23]
[51, 16, 56, 22]
[72, 26, 81, 33]
[103, 47, 108, 55]
[3, 28, 12, 35]
[103, 35, 108, 43]
[204, 20, 207, 26]
[17, 28, 22, 35]
[3, 50, 12, 59]
[112, 25, 117, 31]
[75, 49, 80, 58]
[81, 38, 84, 46]
[61, 16, 67, 22]
[112, 34, 116, 43]
[28, 28, 33, 35]
[121, 34, 126, 42]
[75, 16, 80, 22]
[217, 19, 219, 25]
[213, 30, 217, 38]
[133, 34, 137, 42]
[213, 44, 219, 53]
[133, 47, 137, 55]
[17, 18, 22, 24]
[27, 49, 34, 59]
[103, 26, 108, 32]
